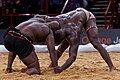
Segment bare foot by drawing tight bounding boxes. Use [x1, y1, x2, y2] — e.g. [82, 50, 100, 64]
[5, 68, 15, 73]
[109, 67, 117, 72]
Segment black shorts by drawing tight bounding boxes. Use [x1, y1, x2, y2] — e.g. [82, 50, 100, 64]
[4, 33, 33, 59]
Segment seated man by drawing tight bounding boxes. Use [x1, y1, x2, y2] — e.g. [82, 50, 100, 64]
[47, 8, 116, 73]
[3, 15, 60, 75]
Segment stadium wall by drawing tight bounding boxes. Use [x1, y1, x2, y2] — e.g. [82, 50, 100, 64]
[0, 29, 120, 53]
[0, 29, 120, 45]
[80, 29, 120, 45]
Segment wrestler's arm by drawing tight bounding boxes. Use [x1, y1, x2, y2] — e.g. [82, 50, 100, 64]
[86, 19, 116, 72]
[56, 39, 69, 60]
[6, 51, 16, 73]
[45, 30, 58, 67]
[55, 37, 79, 73]
[49, 39, 70, 68]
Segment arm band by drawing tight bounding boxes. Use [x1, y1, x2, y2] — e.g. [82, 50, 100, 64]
[86, 26, 97, 33]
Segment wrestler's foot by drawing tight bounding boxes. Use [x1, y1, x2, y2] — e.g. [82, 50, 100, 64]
[5, 68, 15, 73]
[109, 67, 117, 72]
[25, 68, 41, 75]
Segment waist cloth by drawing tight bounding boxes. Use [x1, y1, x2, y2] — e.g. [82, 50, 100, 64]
[3, 27, 34, 59]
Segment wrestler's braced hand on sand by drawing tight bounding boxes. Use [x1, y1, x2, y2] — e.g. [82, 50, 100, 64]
[54, 66, 62, 73]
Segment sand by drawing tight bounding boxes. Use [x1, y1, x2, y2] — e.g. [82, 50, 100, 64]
[0, 52, 120, 80]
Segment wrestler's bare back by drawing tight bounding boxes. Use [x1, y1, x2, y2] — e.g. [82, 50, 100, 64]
[15, 19, 51, 42]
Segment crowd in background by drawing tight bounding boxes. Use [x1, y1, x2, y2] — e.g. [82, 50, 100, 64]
[0, 0, 120, 29]
[4, 0, 95, 15]
[115, 0, 120, 28]
[4, 0, 41, 14]
[0, 0, 95, 29]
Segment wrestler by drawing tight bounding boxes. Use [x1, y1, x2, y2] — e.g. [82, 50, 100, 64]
[47, 8, 116, 73]
[3, 15, 60, 75]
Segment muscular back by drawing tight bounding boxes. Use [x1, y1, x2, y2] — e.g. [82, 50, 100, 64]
[18, 22, 50, 42]
[15, 17, 60, 42]
[15, 17, 51, 42]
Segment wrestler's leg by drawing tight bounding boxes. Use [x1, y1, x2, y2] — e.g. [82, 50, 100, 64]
[57, 39, 70, 60]
[87, 28, 116, 72]
[20, 50, 41, 75]
[6, 51, 16, 73]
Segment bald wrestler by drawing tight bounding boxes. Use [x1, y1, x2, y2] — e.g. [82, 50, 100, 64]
[47, 8, 116, 73]
[3, 15, 60, 75]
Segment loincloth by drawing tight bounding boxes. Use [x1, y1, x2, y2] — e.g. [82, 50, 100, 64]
[3, 27, 33, 59]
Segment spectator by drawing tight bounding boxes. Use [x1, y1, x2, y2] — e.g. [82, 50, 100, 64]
[48, 0, 64, 14]
[86, 0, 95, 11]
[63, 0, 76, 13]
[63, 0, 88, 13]
[115, 0, 120, 28]
[13, 0, 22, 14]
[78, 0, 88, 8]
[19, 0, 31, 14]
[29, 0, 40, 14]
[75, 0, 80, 8]
[118, 1, 120, 28]
[40, 0, 47, 14]
[0, 1, 4, 28]
[0, 0, 1, 7]
[5, 0, 13, 14]
[0, 0, 2, 22]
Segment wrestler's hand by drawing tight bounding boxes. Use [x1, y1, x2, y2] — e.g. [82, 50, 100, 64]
[49, 62, 58, 68]
[49, 63, 54, 68]
[54, 66, 62, 73]
[5, 68, 15, 73]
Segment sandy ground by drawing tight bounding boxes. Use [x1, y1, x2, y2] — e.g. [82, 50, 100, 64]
[0, 52, 120, 80]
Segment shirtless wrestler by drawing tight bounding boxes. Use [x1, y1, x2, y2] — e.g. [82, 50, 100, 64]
[3, 15, 60, 75]
[47, 8, 116, 73]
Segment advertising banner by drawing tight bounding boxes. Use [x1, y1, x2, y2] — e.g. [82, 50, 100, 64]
[0, 29, 120, 45]
[80, 29, 120, 45]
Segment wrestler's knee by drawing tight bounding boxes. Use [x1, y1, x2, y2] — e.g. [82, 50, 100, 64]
[25, 67, 41, 75]
[25, 61, 41, 75]
[19, 49, 41, 75]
